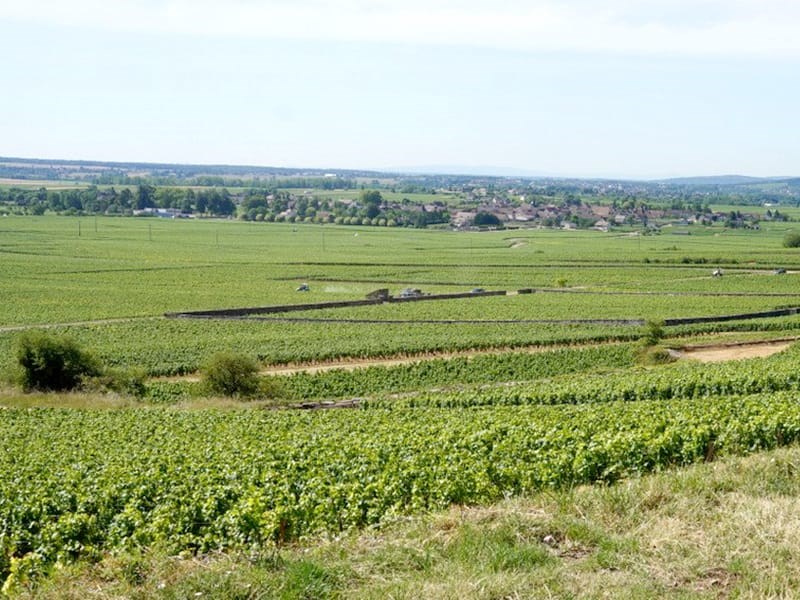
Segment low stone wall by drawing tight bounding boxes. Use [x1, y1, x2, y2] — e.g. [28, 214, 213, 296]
[165, 298, 382, 319]
[166, 296, 800, 328]
[165, 290, 508, 319]
[387, 290, 506, 304]
[664, 307, 800, 326]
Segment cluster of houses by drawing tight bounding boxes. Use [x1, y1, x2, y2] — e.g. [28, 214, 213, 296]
[450, 198, 761, 232]
[131, 188, 765, 233]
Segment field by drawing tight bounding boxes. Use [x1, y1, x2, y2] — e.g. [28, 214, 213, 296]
[4, 215, 800, 597]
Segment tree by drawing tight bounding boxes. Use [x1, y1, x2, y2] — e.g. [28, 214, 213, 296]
[181, 189, 195, 213]
[202, 352, 259, 397]
[360, 189, 382, 219]
[135, 184, 156, 210]
[156, 187, 184, 209]
[473, 212, 502, 227]
[365, 203, 381, 219]
[16, 333, 101, 391]
[195, 191, 209, 214]
[48, 191, 64, 211]
[118, 188, 133, 209]
[207, 189, 235, 216]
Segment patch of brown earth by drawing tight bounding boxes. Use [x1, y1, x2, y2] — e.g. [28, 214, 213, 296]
[681, 340, 793, 363]
[158, 341, 617, 382]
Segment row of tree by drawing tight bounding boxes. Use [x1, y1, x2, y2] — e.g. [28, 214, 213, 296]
[0, 186, 452, 228]
[238, 189, 450, 228]
[0, 185, 237, 216]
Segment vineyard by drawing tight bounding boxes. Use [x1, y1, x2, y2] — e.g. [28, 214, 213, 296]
[365, 342, 800, 409]
[4, 216, 800, 594]
[5, 390, 800, 587]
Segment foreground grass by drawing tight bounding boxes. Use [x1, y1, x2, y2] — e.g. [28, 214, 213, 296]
[0, 389, 138, 410]
[17, 444, 800, 599]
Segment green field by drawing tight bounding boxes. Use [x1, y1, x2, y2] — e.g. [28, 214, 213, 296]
[4, 215, 800, 596]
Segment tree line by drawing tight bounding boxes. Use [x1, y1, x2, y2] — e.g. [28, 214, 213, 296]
[0, 186, 452, 228]
[0, 185, 237, 216]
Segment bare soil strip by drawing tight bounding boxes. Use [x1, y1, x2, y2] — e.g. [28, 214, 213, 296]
[269, 338, 797, 373]
[160, 336, 800, 383]
[159, 341, 620, 382]
[680, 339, 797, 363]
[247, 316, 643, 325]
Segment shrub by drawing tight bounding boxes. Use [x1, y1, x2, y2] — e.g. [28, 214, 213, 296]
[84, 368, 147, 397]
[256, 376, 285, 400]
[640, 319, 665, 347]
[783, 232, 800, 248]
[635, 345, 677, 365]
[202, 352, 260, 397]
[16, 333, 101, 391]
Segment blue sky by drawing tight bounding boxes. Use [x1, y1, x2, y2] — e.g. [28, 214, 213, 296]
[2, 1, 799, 179]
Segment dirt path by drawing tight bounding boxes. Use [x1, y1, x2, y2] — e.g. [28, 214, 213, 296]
[259, 335, 797, 374]
[680, 339, 796, 363]
[158, 335, 800, 383]
[158, 341, 618, 382]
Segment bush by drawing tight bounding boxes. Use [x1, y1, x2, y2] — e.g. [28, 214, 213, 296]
[202, 352, 260, 397]
[84, 368, 147, 397]
[635, 345, 677, 365]
[640, 320, 665, 347]
[783, 232, 800, 248]
[258, 376, 286, 399]
[16, 333, 101, 391]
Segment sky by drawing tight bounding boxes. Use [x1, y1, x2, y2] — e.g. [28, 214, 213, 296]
[1, 0, 799, 179]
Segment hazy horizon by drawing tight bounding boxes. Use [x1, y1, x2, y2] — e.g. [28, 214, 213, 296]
[2, 1, 799, 179]
[2, 153, 797, 183]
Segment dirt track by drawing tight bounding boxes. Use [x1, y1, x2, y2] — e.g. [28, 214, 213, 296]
[257, 339, 796, 373]
[159, 337, 799, 383]
[159, 342, 615, 382]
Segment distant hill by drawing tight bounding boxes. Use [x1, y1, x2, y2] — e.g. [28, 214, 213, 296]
[386, 165, 547, 178]
[0, 156, 391, 180]
[2, 155, 798, 190]
[657, 175, 781, 186]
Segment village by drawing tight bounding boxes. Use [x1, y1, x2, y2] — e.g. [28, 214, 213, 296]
[231, 186, 773, 232]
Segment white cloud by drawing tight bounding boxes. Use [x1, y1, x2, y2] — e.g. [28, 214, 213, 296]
[3, 0, 800, 57]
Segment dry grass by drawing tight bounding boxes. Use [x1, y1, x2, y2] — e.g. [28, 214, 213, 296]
[0, 389, 137, 409]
